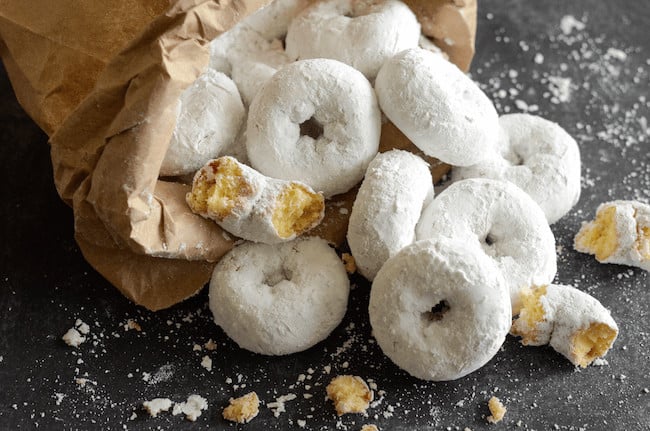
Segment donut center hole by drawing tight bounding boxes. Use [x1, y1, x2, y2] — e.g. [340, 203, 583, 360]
[422, 300, 450, 322]
[299, 117, 324, 140]
[484, 233, 496, 246]
[264, 268, 294, 287]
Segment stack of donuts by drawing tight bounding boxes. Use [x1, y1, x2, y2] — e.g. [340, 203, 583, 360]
[163, 0, 618, 380]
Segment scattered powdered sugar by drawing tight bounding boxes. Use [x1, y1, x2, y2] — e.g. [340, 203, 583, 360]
[267, 393, 297, 418]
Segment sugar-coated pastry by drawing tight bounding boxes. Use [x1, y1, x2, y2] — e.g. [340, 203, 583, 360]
[375, 48, 499, 166]
[186, 157, 324, 244]
[511, 284, 618, 367]
[347, 150, 433, 281]
[453, 114, 581, 224]
[246, 59, 381, 197]
[209, 238, 350, 355]
[574, 200, 650, 271]
[416, 178, 557, 312]
[160, 70, 245, 176]
[285, 0, 420, 79]
[369, 238, 511, 381]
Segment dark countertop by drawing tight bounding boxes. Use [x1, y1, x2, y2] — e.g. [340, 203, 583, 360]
[1, 0, 649, 430]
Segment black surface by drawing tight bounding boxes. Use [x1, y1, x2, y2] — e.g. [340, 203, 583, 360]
[1, 1, 649, 430]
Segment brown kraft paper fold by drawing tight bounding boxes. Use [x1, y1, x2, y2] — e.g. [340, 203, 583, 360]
[5, 0, 476, 310]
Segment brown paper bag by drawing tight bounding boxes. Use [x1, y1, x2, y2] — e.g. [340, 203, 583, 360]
[3, 0, 477, 310]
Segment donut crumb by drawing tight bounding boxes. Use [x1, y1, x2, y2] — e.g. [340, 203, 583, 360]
[361, 425, 379, 431]
[486, 396, 506, 424]
[342, 253, 357, 274]
[222, 392, 260, 424]
[326, 375, 373, 416]
[142, 398, 172, 418]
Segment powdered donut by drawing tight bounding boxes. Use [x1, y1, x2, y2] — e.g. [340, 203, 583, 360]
[415, 178, 557, 312]
[347, 150, 433, 281]
[187, 157, 324, 244]
[230, 40, 290, 106]
[285, 0, 420, 79]
[511, 284, 618, 367]
[209, 237, 350, 355]
[574, 200, 650, 271]
[246, 59, 381, 197]
[160, 70, 245, 176]
[375, 48, 499, 166]
[369, 238, 511, 381]
[453, 114, 581, 224]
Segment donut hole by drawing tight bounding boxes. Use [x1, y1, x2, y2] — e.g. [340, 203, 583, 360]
[299, 117, 325, 140]
[264, 267, 294, 287]
[422, 300, 450, 323]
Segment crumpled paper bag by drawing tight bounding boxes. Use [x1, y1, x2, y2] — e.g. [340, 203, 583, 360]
[0, 0, 477, 310]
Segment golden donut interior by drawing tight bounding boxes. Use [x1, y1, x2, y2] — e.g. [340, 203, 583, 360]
[326, 375, 373, 416]
[510, 285, 547, 345]
[186, 157, 253, 220]
[570, 322, 618, 368]
[574, 205, 619, 261]
[272, 183, 325, 239]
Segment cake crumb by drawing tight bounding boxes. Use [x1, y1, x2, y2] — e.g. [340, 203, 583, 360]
[142, 398, 172, 417]
[342, 253, 357, 274]
[267, 393, 297, 418]
[200, 355, 212, 372]
[297, 419, 307, 428]
[361, 425, 379, 431]
[326, 375, 373, 416]
[204, 339, 218, 351]
[124, 319, 142, 332]
[222, 392, 259, 424]
[487, 396, 506, 424]
[172, 395, 208, 422]
[62, 328, 86, 347]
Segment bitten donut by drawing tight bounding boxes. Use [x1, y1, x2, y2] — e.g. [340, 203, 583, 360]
[285, 0, 420, 79]
[453, 114, 581, 224]
[187, 157, 324, 244]
[246, 59, 381, 197]
[369, 238, 511, 381]
[209, 237, 350, 355]
[347, 150, 433, 281]
[415, 178, 557, 312]
[575, 200, 650, 271]
[160, 70, 245, 176]
[375, 48, 499, 166]
[511, 284, 618, 367]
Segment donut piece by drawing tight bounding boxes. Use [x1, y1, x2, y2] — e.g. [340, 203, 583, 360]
[369, 238, 511, 381]
[209, 238, 350, 355]
[415, 178, 557, 312]
[246, 59, 381, 197]
[453, 114, 581, 224]
[375, 48, 498, 166]
[347, 150, 433, 281]
[186, 157, 324, 244]
[574, 200, 650, 271]
[160, 70, 245, 176]
[285, 0, 420, 79]
[511, 284, 618, 367]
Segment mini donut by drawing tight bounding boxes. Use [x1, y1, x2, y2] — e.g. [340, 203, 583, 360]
[347, 150, 433, 281]
[511, 284, 618, 367]
[369, 238, 511, 381]
[230, 40, 290, 106]
[186, 156, 324, 244]
[374, 48, 499, 166]
[453, 114, 581, 224]
[160, 69, 245, 176]
[209, 237, 350, 355]
[285, 0, 420, 79]
[574, 200, 650, 271]
[415, 178, 557, 312]
[246, 59, 381, 197]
